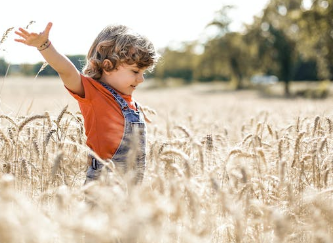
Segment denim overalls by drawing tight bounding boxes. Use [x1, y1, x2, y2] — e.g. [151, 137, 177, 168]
[85, 81, 146, 184]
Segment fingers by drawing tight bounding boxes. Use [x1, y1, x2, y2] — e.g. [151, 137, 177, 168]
[14, 29, 29, 43]
[14, 30, 26, 39]
[14, 30, 38, 41]
[15, 22, 52, 38]
[18, 27, 30, 36]
[15, 27, 37, 40]
[14, 38, 25, 43]
[14, 28, 30, 40]
[13, 22, 52, 46]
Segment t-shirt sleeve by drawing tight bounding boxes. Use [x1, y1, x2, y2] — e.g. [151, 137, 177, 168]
[65, 74, 91, 103]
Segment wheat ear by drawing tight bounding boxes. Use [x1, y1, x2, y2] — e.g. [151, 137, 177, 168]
[325, 117, 332, 135]
[56, 105, 69, 125]
[0, 27, 14, 46]
[0, 115, 18, 128]
[51, 152, 64, 181]
[312, 116, 320, 137]
[25, 20, 36, 29]
[18, 115, 47, 132]
[34, 62, 49, 79]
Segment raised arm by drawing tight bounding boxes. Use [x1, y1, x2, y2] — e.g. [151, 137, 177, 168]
[14, 22, 84, 97]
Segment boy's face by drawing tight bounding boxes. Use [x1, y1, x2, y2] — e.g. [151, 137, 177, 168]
[101, 63, 146, 95]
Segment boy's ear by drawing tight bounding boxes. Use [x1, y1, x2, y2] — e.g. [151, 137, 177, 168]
[102, 59, 113, 73]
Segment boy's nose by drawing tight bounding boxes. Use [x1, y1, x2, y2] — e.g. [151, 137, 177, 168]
[137, 74, 144, 83]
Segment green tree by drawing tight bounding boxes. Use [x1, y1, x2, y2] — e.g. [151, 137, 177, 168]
[203, 5, 253, 89]
[68, 55, 86, 73]
[20, 63, 36, 76]
[31, 54, 86, 76]
[33, 62, 57, 76]
[297, 0, 333, 80]
[193, 38, 227, 81]
[154, 43, 199, 83]
[197, 32, 253, 88]
[245, 0, 303, 96]
[0, 58, 9, 76]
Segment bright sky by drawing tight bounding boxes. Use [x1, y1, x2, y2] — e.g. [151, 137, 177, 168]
[0, 0, 270, 64]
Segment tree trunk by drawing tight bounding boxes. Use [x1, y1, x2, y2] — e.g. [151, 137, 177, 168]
[284, 79, 290, 97]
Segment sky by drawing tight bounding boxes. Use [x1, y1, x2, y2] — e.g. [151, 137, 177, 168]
[0, 0, 270, 64]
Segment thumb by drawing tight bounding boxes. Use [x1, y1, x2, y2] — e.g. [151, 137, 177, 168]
[43, 22, 53, 36]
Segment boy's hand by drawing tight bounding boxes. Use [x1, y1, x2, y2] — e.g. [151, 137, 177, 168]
[14, 22, 52, 48]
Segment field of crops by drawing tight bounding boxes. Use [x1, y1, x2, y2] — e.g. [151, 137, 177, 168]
[1, 77, 333, 242]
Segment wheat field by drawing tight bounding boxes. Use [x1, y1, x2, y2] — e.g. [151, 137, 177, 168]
[0, 77, 333, 243]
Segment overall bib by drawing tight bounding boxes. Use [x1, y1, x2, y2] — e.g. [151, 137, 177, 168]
[85, 81, 146, 184]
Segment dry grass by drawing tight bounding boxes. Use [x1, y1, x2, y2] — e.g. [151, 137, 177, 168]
[1, 77, 333, 242]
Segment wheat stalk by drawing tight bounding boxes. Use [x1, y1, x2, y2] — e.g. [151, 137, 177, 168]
[313, 116, 320, 137]
[25, 20, 36, 29]
[0, 27, 14, 46]
[34, 62, 49, 79]
[161, 148, 191, 178]
[51, 152, 64, 182]
[205, 134, 213, 151]
[292, 132, 305, 167]
[325, 117, 332, 135]
[44, 129, 56, 148]
[56, 105, 69, 125]
[0, 129, 11, 145]
[32, 138, 41, 158]
[267, 124, 273, 137]
[0, 115, 18, 127]
[20, 158, 31, 179]
[18, 115, 47, 132]
[43, 111, 52, 128]
[174, 125, 192, 138]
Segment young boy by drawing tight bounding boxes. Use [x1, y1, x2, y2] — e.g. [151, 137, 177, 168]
[15, 22, 159, 184]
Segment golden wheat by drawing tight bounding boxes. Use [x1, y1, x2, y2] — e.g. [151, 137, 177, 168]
[0, 27, 14, 46]
[1, 77, 333, 242]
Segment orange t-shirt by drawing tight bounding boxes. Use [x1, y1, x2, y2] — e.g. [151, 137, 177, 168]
[66, 74, 137, 159]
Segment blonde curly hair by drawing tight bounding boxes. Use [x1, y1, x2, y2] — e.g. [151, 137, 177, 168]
[83, 25, 159, 80]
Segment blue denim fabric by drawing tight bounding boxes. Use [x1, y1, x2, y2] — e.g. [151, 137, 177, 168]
[85, 81, 146, 184]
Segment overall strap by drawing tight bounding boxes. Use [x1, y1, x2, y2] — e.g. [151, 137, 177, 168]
[98, 81, 129, 110]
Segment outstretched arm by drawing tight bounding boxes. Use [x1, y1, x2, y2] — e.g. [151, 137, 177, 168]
[14, 22, 84, 97]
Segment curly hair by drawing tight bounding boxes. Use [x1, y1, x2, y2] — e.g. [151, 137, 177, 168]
[82, 25, 159, 80]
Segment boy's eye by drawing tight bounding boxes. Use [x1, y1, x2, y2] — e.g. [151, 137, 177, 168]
[133, 70, 139, 74]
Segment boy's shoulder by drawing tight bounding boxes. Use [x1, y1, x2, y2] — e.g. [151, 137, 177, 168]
[75, 74, 105, 99]
[80, 74, 95, 83]
[80, 74, 101, 89]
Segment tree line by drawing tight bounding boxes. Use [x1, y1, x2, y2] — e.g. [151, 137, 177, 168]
[154, 0, 333, 96]
[1, 0, 332, 96]
[0, 55, 86, 77]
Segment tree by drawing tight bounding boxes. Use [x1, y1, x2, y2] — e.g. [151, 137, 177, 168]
[31, 54, 86, 76]
[193, 38, 227, 81]
[197, 32, 253, 88]
[0, 58, 9, 76]
[20, 63, 36, 76]
[154, 43, 199, 83]
[296, 0, 333, 80]
[202, 5, 253, 89]
[245, 0, 303, 96]
[68, 55, 86, 73]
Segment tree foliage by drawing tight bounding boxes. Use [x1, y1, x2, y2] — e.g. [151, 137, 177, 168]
[154, 0, 333, 96]
[9, 55, 86, 76]
[0, 58, 8, 76]
[154, 44, 200, 83]
[297, 0, 333, 79]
